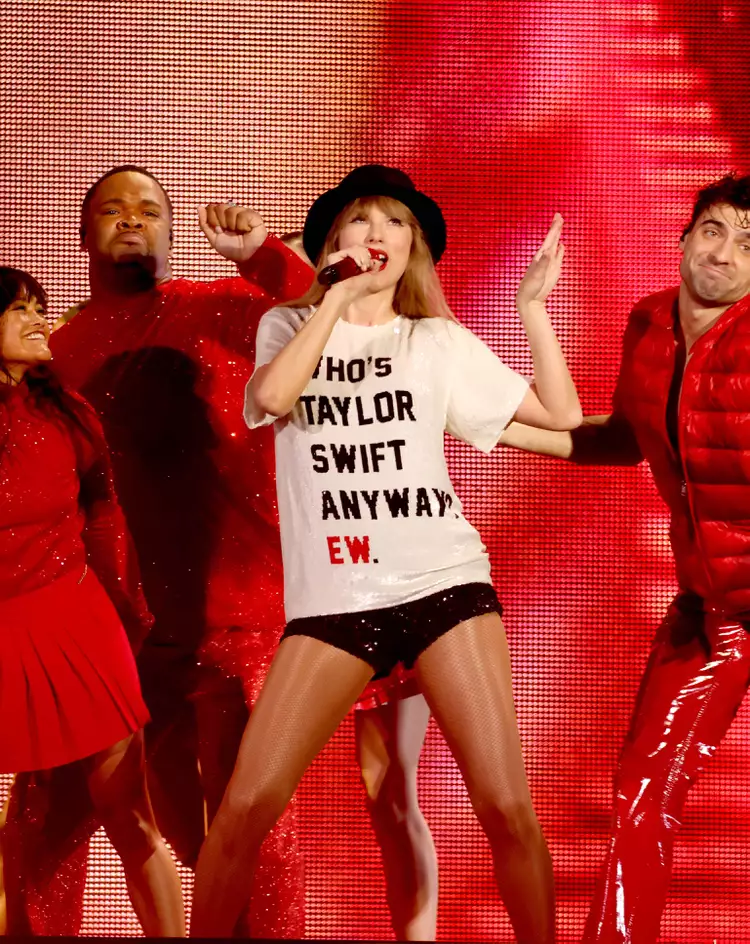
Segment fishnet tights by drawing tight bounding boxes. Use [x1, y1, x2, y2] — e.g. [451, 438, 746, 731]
[190, 636, 374, 935]
[191, 613, 555, 942]
[415, 613, 555, 943]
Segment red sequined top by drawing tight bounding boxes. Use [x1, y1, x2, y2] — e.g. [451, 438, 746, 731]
[0, 381, 153, 645]
[49, 237, 312, 673]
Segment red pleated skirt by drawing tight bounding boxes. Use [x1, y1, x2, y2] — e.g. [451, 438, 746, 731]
[0, 567, 149, 773]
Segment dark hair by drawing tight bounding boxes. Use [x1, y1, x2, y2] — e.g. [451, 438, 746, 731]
[682, 173, 750, 238]
[23, 367, 99, 446]
[0, 267, 97, 447]
[80, 164, 174, 241]
[0, 266, 48, 314]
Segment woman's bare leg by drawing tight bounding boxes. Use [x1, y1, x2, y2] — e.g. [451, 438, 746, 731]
[355, 695, 438, 940]
[84, 731, 186, 937]
[415, 612, 555, 944]
[190, 635, 374, 937]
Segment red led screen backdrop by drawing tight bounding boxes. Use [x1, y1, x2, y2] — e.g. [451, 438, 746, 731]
[2, 1, 750, 941]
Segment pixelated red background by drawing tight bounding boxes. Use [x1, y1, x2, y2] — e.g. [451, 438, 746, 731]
[2, 1, 750, 941]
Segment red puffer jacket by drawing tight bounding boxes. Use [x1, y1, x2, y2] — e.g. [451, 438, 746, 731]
[613, 287, 750, 617]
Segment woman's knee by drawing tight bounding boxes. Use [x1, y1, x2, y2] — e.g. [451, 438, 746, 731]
[220, 779, 295, 848]
[97, 800, 160, 865]
[89, 780, 156, 863]
[362, 759, 419, 826]
[471, 790, 542, 849]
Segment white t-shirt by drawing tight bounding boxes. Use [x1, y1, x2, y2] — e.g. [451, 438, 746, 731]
[244, 307, 529, 621]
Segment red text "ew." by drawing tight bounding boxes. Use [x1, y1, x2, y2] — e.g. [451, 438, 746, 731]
[326, 535, 374, 564]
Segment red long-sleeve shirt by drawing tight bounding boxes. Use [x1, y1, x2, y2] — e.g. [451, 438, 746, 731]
[49, 236, 312, 658]
[0, 383, 153, 646]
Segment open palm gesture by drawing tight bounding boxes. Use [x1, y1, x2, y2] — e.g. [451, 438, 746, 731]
[516, 213, 565, 307]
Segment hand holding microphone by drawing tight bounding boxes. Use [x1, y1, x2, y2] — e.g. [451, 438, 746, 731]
[318, 246, 388, 285]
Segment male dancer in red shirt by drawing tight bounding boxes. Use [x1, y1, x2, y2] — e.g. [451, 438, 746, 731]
[1, 165, 312, 937]
[502, 173, 750, 943]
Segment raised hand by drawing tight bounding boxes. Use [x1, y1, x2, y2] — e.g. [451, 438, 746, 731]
[198, 204, 268, 262]
[516, 213, 565, 308]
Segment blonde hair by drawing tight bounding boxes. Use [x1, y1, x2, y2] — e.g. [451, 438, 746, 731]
[279, 231, 312, 265]
[293, 196, 454, 319]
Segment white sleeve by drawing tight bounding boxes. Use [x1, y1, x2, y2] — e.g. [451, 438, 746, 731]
[243, 307, 302, 429]
[443, 320, 530, 453]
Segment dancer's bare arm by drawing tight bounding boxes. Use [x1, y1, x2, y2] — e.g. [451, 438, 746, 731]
[249, 246, 383, 418]
[511, 214, 582, 431]
[500, 413, 643, 466]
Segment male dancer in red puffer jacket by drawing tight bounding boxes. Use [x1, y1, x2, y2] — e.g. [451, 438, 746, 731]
[502, 173, 750, 944]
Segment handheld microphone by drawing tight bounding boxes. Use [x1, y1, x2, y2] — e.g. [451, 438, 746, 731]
[318, 248, 388, 285]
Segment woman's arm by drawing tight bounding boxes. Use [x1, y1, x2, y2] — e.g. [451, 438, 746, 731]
[76, 414, 154, 652]
[500, 413, 643, 465]
[248, 246, 383, 418]
[512, 215, 582, 431]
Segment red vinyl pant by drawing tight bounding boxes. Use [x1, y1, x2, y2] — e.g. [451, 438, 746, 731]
[583, 597, 750, 943]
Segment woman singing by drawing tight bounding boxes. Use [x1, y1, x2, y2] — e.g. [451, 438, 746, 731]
[0, 268, 184, 936]
[191, 165, 581, 942]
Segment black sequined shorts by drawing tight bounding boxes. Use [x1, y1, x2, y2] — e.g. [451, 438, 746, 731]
[282, 582, 501, 678]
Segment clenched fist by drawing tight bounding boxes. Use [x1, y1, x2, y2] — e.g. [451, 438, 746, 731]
[198, 203, 268, 262]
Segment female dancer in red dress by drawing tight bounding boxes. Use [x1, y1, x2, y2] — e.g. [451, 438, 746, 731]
[0, 267, 185, 936]
[190, 164, 581, 942]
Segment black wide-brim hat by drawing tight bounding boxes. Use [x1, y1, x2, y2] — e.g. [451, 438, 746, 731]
[302, 164, 447, 265]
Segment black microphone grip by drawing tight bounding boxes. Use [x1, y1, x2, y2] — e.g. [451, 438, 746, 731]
[318, 248, 388, 285]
